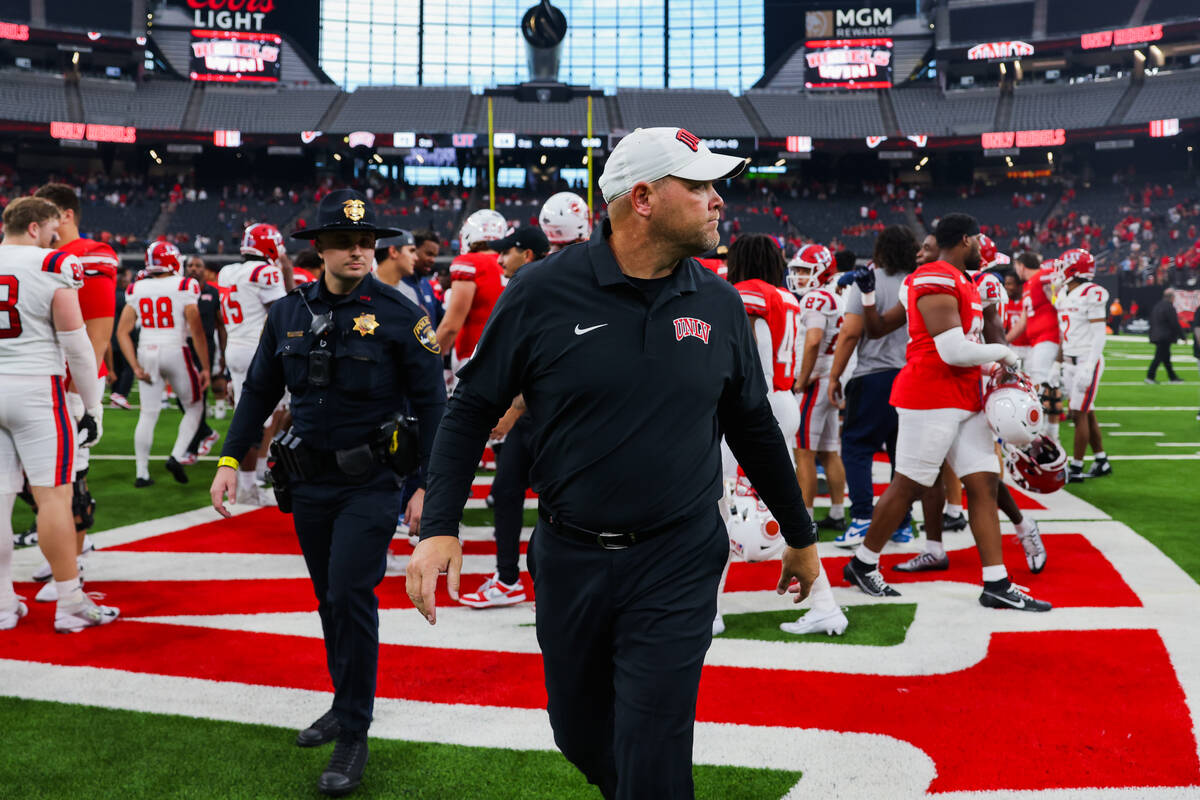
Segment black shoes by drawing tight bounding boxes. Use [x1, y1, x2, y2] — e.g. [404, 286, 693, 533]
[843, 557, 901, 597]
[297, 709, 342, 747]
[1067, 465, 1085, 483]
[1086, 459, 1112, 478]
[134, 477, 154, 488]
[942, 512, 968, 532]
[816, 515, 847, 532]
[165, 456, 188, 484]
[979, 580, 1052, 612]
[318, 733, 369, 797]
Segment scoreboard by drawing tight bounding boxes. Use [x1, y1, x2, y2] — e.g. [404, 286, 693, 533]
[804, 37, 893, 90]
[189, 29, 281, 83]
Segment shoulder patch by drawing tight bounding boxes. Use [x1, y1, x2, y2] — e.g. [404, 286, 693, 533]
[413, 315, 440, 354]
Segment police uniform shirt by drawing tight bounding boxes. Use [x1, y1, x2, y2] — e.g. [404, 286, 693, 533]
[220, 272, 446, 484]
[422, 220, 814, 546]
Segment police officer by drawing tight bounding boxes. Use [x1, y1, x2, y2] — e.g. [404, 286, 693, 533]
[209, 189, 446, 798]
[409, 129, 820, 799]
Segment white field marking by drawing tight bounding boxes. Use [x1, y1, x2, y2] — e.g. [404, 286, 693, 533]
[1106, 381, 1199, 386]
[936, 789, 1200, 800]
[87, 454, 219, 461]
[1108, 431, 1164, 436]
[466, 498, 537, 509]
[1102, 365, 1164, 371]
[1155, 442, 1200, 447]
[0, 660, 941, 797]
[1097, 422, 1121, 427]
[1096, 406, 1195, 411]
[1105, 454, 1200, 460]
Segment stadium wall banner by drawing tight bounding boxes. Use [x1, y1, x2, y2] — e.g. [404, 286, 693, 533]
[189, 29, 281, 82]
[805, 37, 893, 89]
[50, 122, 136, 144]
[1080, 24, 1163, 51]
[170, 0, 320, 63]
[981, 129, 1065, 149]
[805, 7, 895, 38]
[967, 41, 1034, 61]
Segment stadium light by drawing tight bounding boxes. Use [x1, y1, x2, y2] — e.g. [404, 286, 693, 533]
[149, 149, 158, 160]
[540, 154, 547, 165]
[71, 52, 79, 66]
[918, 156, 929, 167]
[372, 154, 383, 164]
[332, 153, 342, 161]
[581, 155, 588, 165]
[774, 158, 785, 167]
[1047, 152, 1054, 163]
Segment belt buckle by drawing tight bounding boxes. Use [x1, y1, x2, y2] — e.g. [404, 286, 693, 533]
[595, 531, 629, 550]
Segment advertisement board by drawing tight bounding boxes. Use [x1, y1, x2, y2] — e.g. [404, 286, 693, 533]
[805, 37, 892, 89]
[189, 29, 281, 83]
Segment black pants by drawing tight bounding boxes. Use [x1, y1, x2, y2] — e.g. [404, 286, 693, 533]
[291, 470, 403, 734]
[841, 369, 901, 521]
[180, 342, 215, 453]
[491, 414, 534, 585]
[532, 508, 729, 800]
[1147, 341, 1179, 381]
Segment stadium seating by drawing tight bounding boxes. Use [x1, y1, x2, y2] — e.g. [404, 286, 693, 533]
[0, 71, 69, 123]
[195, 86, 340, 134]
[919, 184, 1055, 235]
[331, 86, 471, 132]
[485, 95, 609, 136]
[79, 198, 161, 243]
[892, 87, 997, 136]
[616, 89, 758, 137]
[79, 78, 193, 130]
[1009, 80, 1128, 131]
[1122, 71, 1200, 124]
[746, 91, 886, 138]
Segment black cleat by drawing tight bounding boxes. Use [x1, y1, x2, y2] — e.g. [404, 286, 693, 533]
[942, 512, 968, 532]
[843, 557, 901, 597]
[893, 551, 950, 572]
[297, 709, 342, 748]
[165, 456, 188, 484]
[816, 515, 847, 532]
[1085, 459, 1112, 478]
[1067, 466, 1084, 483]
[318, 733, 368, 797]
[134, 477, 154, 488]
[979, 580, 1052, 612]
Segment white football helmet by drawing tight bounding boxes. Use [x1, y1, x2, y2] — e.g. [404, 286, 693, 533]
[539, 192, 591, 245]
[459, 209, 508, 252]
[983, 364, 1043, 446]
[726, 495, 785, 563]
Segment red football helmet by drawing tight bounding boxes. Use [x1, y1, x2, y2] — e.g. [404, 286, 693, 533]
[978, 233, 998, 267]
[1003, 435, 1068, 494]
[145, 241, 182, 275]
[241, 222, 285, 264]
[1058, 248, 1096, 282]
[786, 244, 836, 293]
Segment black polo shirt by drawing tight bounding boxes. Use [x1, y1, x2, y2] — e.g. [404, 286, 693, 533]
[421, 221, 814, 547]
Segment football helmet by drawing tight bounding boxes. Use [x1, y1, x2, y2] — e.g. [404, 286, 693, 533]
[983, 364, 1043, 446]
[726, 495, 785, 563]
[539, 192, 591, 245]
[240, 222, 285, 264]
[786, 244, 835, 293]
[1003, 434, 1068, 494]
[459, 209, 508, 252]
[144, 241, 182, 275]
[1057, 248, 1096, 282]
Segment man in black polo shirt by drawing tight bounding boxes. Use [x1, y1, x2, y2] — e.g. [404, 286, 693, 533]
[410, 127, 819, 799]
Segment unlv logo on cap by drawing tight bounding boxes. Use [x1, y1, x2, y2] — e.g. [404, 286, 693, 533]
[676, 129, 700, 152]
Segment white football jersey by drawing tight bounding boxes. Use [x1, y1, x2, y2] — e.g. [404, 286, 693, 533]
[0, 245, 84, 375]
[797, 287, 843, 378]
[127, 274, 200, 346]
[1056, 280, 1109, 359]
[972, 271, 1006, 323]
[217, 259, 286, 346]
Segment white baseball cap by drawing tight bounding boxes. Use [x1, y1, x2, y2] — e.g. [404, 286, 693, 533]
[599, 127, 747, 204]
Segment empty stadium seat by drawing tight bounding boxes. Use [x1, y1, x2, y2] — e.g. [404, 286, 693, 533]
[0, 71, 69, 123]
[331, 86, 472, 132]
[1123, 71, 1200, 124]
[195, 86, 340, 133]
[1010, 80, 1128, 130]
[79, 78, 193, 130]
[616, 89, 757, 136]
[746, 91, 885, 138]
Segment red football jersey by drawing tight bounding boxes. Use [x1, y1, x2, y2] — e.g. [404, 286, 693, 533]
[890, 261, 985, 412]
[58, 236, 118, 378]
[1022, 267, 1060, 345]
[449, 251, 503, 361]
[734, 278, 799, 391]
[695, 257, 728, 280]
[1004, 299, 1029, 345]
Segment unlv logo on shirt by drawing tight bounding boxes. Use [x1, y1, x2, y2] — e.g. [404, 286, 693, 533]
[673, 316, 711, 344]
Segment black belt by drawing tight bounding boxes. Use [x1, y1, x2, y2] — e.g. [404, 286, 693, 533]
[537, 506, 677, 550]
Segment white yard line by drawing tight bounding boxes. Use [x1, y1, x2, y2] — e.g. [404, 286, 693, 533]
[1154, 442, 1200, 448]
[1108, 431, 1163, 436]
[1096, 406, 1195, 411]
[1105, 454, 1200, 461]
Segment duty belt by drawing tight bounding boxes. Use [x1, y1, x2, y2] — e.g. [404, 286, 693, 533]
[537, 506, 677, 550]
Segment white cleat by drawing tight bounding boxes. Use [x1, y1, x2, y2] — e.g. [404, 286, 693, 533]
[1017, 521, 1047, 574]
[36, 581, 60, 603]
[0, 597, 28, 630]
[33, 557, 84, 584]
[82, 535, 96, 554]
[712, 614, 726, 637]
[779, 606, 849, 636]
[54, 596, 119, 633]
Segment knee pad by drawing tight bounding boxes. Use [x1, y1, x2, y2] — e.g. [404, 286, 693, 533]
[72, 469, 96, 531]
[1039, 382, 1063, 417]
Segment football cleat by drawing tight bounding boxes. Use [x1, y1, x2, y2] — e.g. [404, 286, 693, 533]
[843, 558, 901, 597]
[979, 581, 1052, 612]
[1169, 377, 1186, 384]
[779, 606, 849, 636]
[33, 556, 84, 584]
[1067, 465, 1084, 484]
[942, 512, 968, 532]
[833, 518, 869, 549]
[108, 393, 132, 410]
[816, 515, 847, 532]
[197, 430, 221, 457]
[13, 526, 38, 548]
[134, 477, 154, 488]
[1017, 521, 1047, 574]
[1086, 459, 1112, 478]
[893, 551, 950, 572]
[458, 574, 526, 609]
[0, 596, 28, 631]
[54, 596, 120, 632]
[890, 522, 915, 544]
[177, 452, 199, 467]
[165, 456, 188, 484]
[712, 614, 726, 637]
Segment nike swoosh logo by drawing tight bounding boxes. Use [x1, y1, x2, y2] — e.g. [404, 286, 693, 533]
[990, 593, 1025, 608]
[574, 323, 608, 335]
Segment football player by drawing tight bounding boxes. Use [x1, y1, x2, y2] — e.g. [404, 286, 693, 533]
[116, 242, 209, 486]
[539, 192, 591, 253]
[787, 244, 849, 533]
[1055, 249, 1111, 482]
[844, 214, 1051, 611]
[0, 197, 117, 632]
[218, 223, 288, 500]
[436, 210, 507, 382]
[722, 235, 846, 636]
[1003, 267, 1029, 364]
[1008, 251, 1062, 443]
